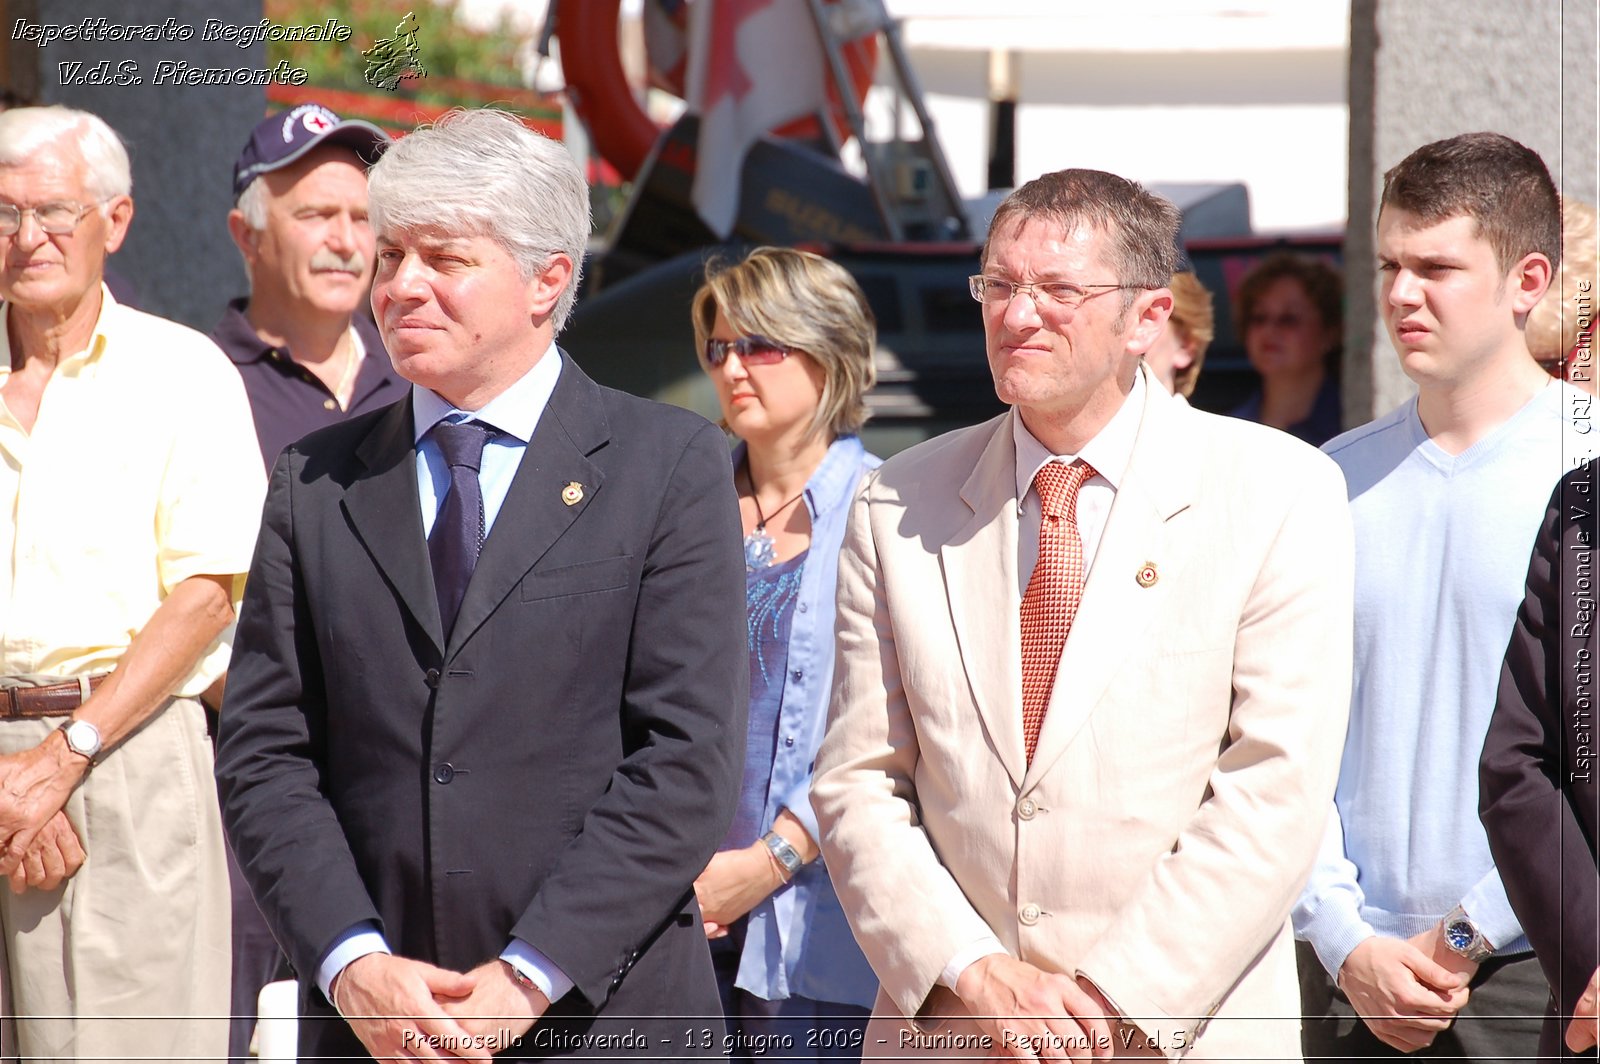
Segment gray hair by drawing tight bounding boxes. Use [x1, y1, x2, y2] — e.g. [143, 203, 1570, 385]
[0, 105, 131, 203]
[367, 108, 590, 331]
[235, 176, 268, 230]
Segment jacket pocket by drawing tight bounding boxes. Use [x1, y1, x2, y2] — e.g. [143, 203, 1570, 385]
[519, 555, 633, 601]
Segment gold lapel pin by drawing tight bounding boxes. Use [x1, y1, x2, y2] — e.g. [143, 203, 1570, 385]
[1135, 562, 1159, 588]
[561, 482, 584, 506]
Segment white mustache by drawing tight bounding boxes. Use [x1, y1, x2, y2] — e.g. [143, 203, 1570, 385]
[311, 250, 366, 273]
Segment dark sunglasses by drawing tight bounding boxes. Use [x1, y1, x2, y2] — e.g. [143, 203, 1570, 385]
[703, 335, 791, 368]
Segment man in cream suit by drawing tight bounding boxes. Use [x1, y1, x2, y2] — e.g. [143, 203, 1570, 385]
[812, 169, 1355, 1062]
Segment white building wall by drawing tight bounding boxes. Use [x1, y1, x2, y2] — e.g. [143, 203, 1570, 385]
[890, 0, 1351, 233]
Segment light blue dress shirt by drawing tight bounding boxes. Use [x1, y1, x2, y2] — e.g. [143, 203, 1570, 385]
[316, 346, 574, 1005]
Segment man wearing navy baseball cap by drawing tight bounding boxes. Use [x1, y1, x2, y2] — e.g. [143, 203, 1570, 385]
[213, 103, 403, 469]
[232, 102, 390, 200]
[209, 102, 404, 1059]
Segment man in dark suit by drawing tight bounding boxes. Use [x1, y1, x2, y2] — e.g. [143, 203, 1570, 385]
[216, 108, 748, 1063]
[1481, 457, 1599, 1060]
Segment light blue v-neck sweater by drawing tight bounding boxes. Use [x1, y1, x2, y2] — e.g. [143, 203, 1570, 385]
[1295, 381, 1598, 978]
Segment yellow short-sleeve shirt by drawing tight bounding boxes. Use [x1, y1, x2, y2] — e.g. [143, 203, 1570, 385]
[0, 288, 267, 695]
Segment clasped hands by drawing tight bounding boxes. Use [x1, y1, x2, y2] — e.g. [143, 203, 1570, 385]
[331, 952, 551, 1062]
[954, 954, 1158, 1061]
[0, 745, 88, 895]
[1336, 928, 1476, 1053]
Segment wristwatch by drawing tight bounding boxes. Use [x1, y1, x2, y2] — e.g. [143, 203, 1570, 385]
[57, 718, 102, 766]
[500, 958, 537, 991]
[1442, 905, 1494, 962]
[762, 831, 804, 881]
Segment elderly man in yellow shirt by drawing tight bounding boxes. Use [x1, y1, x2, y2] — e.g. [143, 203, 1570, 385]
[0, 105, 265, 1061]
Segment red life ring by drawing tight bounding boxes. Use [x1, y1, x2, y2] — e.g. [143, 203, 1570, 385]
[557, 0, 877, 181]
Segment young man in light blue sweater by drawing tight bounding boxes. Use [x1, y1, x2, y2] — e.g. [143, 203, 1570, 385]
[1294, 132, 1596, 1061]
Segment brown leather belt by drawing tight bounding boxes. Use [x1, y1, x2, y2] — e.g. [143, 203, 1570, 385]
[2, 674, 107, 719]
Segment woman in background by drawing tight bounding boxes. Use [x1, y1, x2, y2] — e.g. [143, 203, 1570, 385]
[1229, 252, 1344, 445]
[691, 247, 880, 1061]
[1145, 270, 1216, 400]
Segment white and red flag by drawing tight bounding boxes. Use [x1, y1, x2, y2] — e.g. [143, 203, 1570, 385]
[684, 0, 829, 237]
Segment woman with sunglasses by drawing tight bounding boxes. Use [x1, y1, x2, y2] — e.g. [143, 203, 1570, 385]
[1228, 252, 1345, 446]
[690, 247, 880, 1060]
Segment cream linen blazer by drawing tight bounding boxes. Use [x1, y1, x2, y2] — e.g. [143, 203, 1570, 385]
[813, 371, 1354, 1061]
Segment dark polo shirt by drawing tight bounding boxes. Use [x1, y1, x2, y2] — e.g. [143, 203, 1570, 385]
[210, 298, 405, 470]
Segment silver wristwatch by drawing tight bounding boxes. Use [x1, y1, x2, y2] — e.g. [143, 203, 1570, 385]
[762, 831, 804, 880]
[1442, 904, 1494, 962]
[58, 717, 103, 766]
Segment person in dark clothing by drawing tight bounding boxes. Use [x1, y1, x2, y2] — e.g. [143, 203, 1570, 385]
[1481, 459, 1600, 1060]
[1228, 251, 1344, 445]
[212, 103, 403, 470]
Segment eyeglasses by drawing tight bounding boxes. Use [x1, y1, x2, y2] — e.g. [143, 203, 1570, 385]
[703, 335, 791, 368]
[968, 275, 1127, 310]
[0, 200, 102, 237]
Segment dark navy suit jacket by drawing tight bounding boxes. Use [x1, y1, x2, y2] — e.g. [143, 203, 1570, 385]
[1482, 460, 1600, 1060]
[217, 356, 748, 1061]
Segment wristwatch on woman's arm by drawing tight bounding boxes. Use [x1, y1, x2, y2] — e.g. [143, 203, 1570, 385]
[761, 831, 804, 881]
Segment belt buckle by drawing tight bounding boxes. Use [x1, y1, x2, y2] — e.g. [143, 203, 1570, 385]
[3, 686, 20, 719]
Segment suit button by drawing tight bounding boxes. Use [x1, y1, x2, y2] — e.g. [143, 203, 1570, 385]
[433, 763, 455, 784]
[1017, 798, 1037, 820]
[1019, 903, 1041, 925]
[425, 668, 441, 689]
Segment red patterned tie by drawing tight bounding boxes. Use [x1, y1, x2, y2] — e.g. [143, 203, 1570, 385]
[1020, 461, 1094, 764]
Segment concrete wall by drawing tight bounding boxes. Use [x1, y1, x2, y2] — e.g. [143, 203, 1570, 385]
[1348, 0, 1599, 421]
[5, 0, 268, 330]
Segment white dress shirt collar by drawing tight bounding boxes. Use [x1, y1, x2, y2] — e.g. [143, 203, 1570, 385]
[1012, 369, 1145, 507]
[411, 343, 562, 445]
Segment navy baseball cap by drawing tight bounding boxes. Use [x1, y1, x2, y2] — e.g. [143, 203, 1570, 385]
[233, 103, 391, 199]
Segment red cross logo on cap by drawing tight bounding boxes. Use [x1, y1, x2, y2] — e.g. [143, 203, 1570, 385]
[303, 111, 336, 135]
